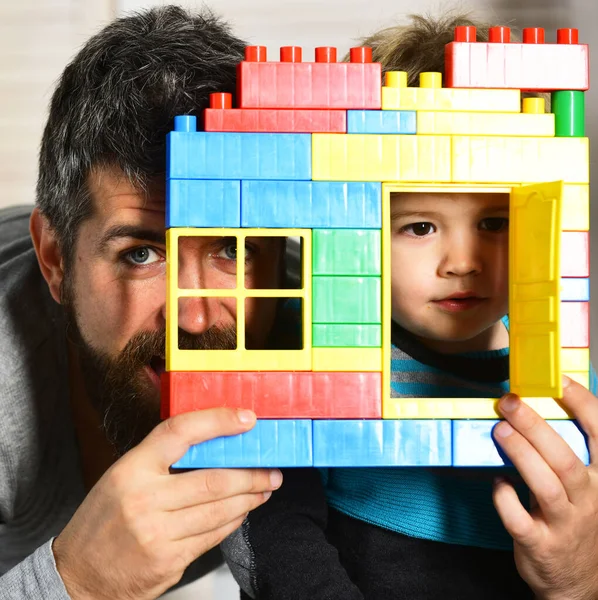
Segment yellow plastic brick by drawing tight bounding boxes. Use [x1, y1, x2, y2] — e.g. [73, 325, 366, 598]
[312, 348, 382, 372]
[565, 371, 589, 389]
[166, 227, 312, 371]
[452, 137, 589, 184]
[312, 134, 451, 182]
[562, 348, 590, 371]
[382, 397, 570, 419]
[509, 182, 562, 398]
[382, 71, 521, 112]
[417, 111, 554, 136]
[562, 185, 589, 231]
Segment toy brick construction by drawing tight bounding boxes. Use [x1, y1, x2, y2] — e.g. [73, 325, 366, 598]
[162, 27, 591, 468]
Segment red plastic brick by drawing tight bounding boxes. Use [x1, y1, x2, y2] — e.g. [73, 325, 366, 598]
[445, 27, 589, 91]
[561, 302, 589, 348]
[561, 231, 589, 277]
[237, 45, 381, 109]
[204, 94, 346, 132]
[162, 371, 382, 419]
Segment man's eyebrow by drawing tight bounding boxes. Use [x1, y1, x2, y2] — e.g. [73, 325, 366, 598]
[97, 225, 166, 253]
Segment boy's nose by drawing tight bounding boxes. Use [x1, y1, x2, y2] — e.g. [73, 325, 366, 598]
[440, 237, 482, 277]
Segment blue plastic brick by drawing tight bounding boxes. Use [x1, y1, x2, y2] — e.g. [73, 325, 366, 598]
[561, 277, 590, 301]
[167, 179, 241, 227]
[313, 420, 452, 466]
[167, 132, 311, 180]
[347, 110, 417, 134]
[172, 420, 313, 468]
[452, 420, 589, 466]
[241, 181, 381, 228]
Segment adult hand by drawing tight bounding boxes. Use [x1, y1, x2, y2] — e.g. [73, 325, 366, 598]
[53, 408, 282, 600]
[492, 376, 598, 600]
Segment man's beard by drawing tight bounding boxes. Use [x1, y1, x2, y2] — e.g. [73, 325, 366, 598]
[61, 281, 236, 457]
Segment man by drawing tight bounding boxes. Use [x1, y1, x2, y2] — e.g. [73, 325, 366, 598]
[0, 6, 283, 599]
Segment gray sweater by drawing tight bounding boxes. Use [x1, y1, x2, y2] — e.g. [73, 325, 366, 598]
[0, 206, 220, 598]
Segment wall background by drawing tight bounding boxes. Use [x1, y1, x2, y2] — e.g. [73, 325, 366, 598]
[1, 1, 595, 597]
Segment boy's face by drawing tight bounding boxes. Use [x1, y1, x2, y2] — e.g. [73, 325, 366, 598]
[390, 192, 510, 353]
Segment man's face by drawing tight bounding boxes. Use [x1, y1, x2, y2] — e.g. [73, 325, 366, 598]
[390, 192, 510, 353]
[62, 167, 283, 455]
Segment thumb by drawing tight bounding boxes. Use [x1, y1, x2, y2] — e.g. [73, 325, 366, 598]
[136, 408, 256, 473]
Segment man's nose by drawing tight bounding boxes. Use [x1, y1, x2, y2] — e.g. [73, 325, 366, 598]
[177, 296, 218, 335]
[439, 234, 482, 277]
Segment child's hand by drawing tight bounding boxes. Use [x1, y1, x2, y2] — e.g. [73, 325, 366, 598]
[492, 377, 598, 600]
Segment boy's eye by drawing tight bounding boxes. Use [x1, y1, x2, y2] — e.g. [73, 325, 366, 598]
[124, 246, 160, 265]
[214, 239, 256, 261]
[479, 217, 509, 232]
[402, 222, 435, 237]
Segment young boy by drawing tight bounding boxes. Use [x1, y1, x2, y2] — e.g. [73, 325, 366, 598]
[221, 14, 542, 600]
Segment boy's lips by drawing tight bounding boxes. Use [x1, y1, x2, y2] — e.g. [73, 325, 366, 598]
[433, 292, 486, 312]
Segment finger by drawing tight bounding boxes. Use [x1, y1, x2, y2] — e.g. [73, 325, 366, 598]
[133, 408, 257, 473]
[492, 476, 538, 548]
[492, 419, 570, 522]
[556, 376, 598, 463]
[498, 393, 590, 504]
[168, 491, 271, 541]
[159, 468, 282, 510]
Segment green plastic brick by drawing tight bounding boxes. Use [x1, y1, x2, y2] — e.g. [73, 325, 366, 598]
[313, 276, 381, 324]
[312, 324, 382, 347]
[312, 229, 381, 275]
[552, 91, 585, 137]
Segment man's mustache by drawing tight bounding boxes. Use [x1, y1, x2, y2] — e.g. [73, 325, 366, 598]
[117, 326, 238, 369]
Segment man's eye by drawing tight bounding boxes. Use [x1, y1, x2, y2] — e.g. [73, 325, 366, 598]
[401, 222, 435, 237]
[123, 247, 161, 265]
[480, 217, 509, 232]
[216, 242, 238, 261]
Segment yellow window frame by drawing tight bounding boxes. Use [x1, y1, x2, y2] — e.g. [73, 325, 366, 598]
[166, 227, 312, 371]
[381, 182, 564, 420]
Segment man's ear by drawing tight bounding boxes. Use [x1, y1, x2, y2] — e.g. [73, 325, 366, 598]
[30, 207, 65, 304]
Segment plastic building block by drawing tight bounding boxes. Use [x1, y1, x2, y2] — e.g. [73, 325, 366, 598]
[561, 302, 589, 347]
[382, 71, 521, 111]
[167, 117, 311, 180]
[552, 91, 585, 137]
[346, 110, 416, 134]
[313, 276, 381, 323]
[562, 185, 589, 231]
[383, 396, 570, 420]
[452, 420, 589, 467]
[312, 324, 382, 347]
[312, 229, 381, 275]
[241, 181, 381, 228]
[166, 227, 312, 372]
[416, 109, 554, 137]
[312, 134, 451, 182]
[167, 180, 240, 228]
[173, 420, 314, 468]
[237, 45, 381, 109]
[561, 232, 589, 276]
[162, 371, 381, 419]
[567, 371, 590, 389]
[312, 348, 382, 372]
[445, 27, 589, 91]
[561, 278, 589, 301]
[509, 182, 562, 398]
[451, 136, 589, 184]
[562, 348, 590, 371]
[205, 93, 347, 132]
[313, 420, 452, 466]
